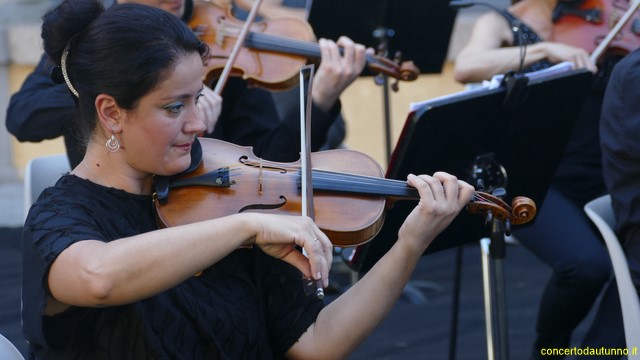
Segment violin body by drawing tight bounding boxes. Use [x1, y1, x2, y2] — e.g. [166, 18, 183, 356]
[154, 138, 389, 247]
[552, 0, 640, 59]
[154, 139, 536, 247]
[189, 0, 419, 91]
[190, 0, 315, 90]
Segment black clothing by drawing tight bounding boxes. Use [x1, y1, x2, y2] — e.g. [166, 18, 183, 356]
[600, 47, 640, 293]
[22, 175, 322, 359]
[210, 77, 342, 162]
[5, 55, 79, 168]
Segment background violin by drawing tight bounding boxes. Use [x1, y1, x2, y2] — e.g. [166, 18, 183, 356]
[189, 1, 419, 91]
[153, 138, 536, 247]
[552, 0, 640, 61]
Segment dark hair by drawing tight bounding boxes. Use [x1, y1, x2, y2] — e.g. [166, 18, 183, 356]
[42, 0, 209, 138]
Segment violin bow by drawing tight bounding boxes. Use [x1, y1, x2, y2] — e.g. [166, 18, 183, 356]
[298, 64, 324, 299]
[300, 64, 315, 221]
[590, 0, 640, 62]
[212, 0, 265, 95]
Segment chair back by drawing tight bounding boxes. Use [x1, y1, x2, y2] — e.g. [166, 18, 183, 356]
[0, 333, 24, 360]
[584, 194, 640, 346]
[23, 154, 70, 220]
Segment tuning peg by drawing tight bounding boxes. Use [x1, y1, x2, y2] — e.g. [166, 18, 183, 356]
[485, 210, 493, 225]
[492, 187, 506, 199]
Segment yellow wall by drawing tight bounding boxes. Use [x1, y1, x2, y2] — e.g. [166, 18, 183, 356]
[340, 64, 464, 170]
[8, 63, 464, 174]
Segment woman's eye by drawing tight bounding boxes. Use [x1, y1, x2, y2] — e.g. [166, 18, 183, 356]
[163, 102, 184, 114]
[195, 93, 204, 105]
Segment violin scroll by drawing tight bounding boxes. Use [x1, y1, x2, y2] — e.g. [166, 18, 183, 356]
[466, 191, 537, 226]
[511, 196, 537, 225]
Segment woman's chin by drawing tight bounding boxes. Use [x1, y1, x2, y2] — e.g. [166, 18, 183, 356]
[158, 156, 192, 177]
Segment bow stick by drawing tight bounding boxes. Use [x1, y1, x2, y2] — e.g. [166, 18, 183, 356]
[212, 0, 265, 95]
[298, 64, 324, 299]
[590, 0, 640, 62]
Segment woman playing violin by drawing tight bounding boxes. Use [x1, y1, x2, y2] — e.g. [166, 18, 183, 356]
[455, 0, 596, 82]
[21, 0, 475, 358]
[454, 0, 625, 357]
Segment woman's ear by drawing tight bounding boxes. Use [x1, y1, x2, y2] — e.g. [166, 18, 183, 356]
[95, 94, 122, 134]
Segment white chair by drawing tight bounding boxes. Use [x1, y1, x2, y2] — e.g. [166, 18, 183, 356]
[23, 154, 70, 219]
[584, 194, 640, 347]
[0, 333, 24, 360]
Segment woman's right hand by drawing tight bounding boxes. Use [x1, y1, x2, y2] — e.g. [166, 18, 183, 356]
[248, 214, 333, 287]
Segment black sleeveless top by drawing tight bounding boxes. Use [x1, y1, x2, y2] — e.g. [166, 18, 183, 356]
[497, 9, 554, 73]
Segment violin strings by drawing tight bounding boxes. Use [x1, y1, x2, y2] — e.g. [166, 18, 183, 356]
[187, 163, 510, 210]
[225, 163, 495, 197]
[217, 163, 504, 199]
[195, 27, 395, 73]
[244, 31, 321, 58]
[215, 161, 406, 190]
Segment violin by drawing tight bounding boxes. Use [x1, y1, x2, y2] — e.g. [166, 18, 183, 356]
[188, 1, 420, 91]
[552, 0, 640, 61]
[153, 138, 537, 247]
[233, 0, 307, 20]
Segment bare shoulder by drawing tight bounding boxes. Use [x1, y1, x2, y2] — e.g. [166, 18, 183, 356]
[465, 11, 513, 50]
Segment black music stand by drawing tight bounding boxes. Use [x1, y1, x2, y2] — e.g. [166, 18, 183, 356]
[308, 1, 458, 161]
[349, 68, 593, 360]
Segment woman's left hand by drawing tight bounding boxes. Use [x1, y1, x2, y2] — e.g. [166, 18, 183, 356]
[398, 172, 475, 253]
[312, 36, 370, 112]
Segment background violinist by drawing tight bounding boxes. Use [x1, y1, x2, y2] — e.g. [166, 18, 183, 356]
[454, 0, 627, 356]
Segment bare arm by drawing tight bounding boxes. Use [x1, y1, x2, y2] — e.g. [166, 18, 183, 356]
[47, 213, 332, 311]
[287, 172, 475, 359]
[454, 12, 596, 84]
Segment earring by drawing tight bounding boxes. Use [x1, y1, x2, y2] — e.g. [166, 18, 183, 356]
[106, 134, 120, 152]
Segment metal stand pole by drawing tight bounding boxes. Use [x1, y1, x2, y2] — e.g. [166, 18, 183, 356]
[381, 75, 392, 163]
[372, 26, 395, 164]
[480, 217, 510, 360]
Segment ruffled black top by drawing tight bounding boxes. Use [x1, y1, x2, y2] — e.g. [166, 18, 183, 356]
[22, 175, 322, 359]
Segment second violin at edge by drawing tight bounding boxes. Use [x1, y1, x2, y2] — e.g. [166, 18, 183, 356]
[189, 1, 420, 91]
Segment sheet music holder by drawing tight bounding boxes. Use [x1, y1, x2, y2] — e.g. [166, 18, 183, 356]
[350, 67, 594, 274]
